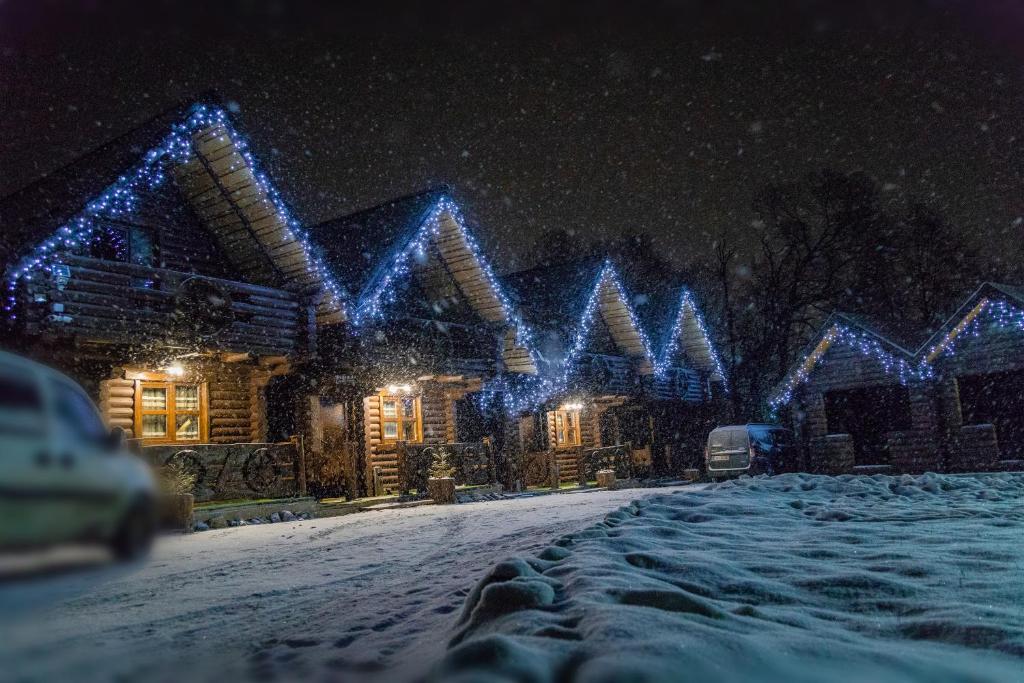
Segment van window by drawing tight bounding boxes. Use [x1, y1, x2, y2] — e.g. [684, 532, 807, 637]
[49, 379, 107, 445]
[0, 374, 42, 411]
[709, 429, 747, 450]
[0, 367, 44, 436]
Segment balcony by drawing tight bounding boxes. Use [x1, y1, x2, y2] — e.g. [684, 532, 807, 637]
[19, 254, 305, 357]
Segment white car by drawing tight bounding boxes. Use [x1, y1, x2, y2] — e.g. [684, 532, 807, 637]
[0, 350, 157, 560]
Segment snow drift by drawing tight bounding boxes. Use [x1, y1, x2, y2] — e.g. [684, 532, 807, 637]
[438, 473, 1024, 682]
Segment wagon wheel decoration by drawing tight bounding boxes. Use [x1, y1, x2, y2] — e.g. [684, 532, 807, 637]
[522, 451, 550, 487]
[163, 450, 206, 491]
[242, 447, 284, 495]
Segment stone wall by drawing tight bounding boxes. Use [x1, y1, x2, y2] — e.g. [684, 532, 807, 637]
[807, 434, 855, 474]
[948, 424, 1000, 472]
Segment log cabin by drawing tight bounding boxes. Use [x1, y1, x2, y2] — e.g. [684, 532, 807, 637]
[1, 99, 733, 502]
[770, 283, 1024, 474]
[501, 259, 727, 484]
[296, 188, 539, 496]
[1, 102, 344, 500]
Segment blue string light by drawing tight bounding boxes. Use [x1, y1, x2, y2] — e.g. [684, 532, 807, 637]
[923, 298, 1024, 363]
[5, 104, 347, 321]
[350, 195, 541, 368]
[490, 261, 659, 414]
[769, 298, 1024, 410]
[656, 289, 728, 391]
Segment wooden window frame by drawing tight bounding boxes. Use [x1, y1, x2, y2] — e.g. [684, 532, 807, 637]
[552, 409, 582, 449]
[379, 392, 423, 445]
[133, 379, 209, 444]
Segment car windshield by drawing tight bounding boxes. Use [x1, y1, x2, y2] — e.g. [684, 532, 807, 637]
[709, 429, 747, 450]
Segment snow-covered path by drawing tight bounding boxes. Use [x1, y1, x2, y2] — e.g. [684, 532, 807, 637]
[0, 486, 691, 683]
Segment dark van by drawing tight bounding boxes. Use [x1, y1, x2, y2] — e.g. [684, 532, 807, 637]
[705, 424, 796, 478]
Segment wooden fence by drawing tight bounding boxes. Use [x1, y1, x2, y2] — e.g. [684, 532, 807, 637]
[396, 441, 496, 496]
[138, 439, 305, 502]
[522, 443, 633, 488]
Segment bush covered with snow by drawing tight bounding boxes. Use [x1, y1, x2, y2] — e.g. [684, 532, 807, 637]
[439, 473, 1024, 682]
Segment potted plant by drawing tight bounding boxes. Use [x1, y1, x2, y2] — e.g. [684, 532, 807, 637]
[158, 459, 197, 531]
[426, 447, 457, 504]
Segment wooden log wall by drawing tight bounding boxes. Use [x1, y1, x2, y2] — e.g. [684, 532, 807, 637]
[22, 254, 302, 357]
[650, 366, 704, 402]
[101, 171, 238, 278]
[209, 362, 265, 443]
[99, 378, 137, 437]
[929, 316, 1024, 382]
[573, 353, 640, 397]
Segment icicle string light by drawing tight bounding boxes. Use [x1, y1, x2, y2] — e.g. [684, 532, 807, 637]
[350, 195, 541, 369]
[656, 289, 728, 390]
[4, 104, 347, 320]
[491, 261, 660, 414]
[923, 298, 1024, 363]
[769, 298, 1024, 410]
[769, 324, 924, 410]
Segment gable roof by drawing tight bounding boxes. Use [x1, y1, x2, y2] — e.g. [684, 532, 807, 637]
[504, 258, 655, 374]
[306, 187, 448, 317]
[768, 311, 920, 410]
[769, 282, 1024, 409]
[2, 100, 346, 323]
[656, 288, 727, 385]
[1, 100, 196, 268]
[309, 188, 538, 373]
[919, 282, 1024, 364]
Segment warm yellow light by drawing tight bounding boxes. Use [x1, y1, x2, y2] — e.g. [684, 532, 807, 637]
[387, 383, 413, 394]
[561, 402, 583, 411]
[166, 364, 185, 377]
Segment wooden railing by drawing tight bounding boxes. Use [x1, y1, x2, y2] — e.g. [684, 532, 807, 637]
[650, 366, 705, 402]
[572, 353, 640, 395]
[137, 440, 305, 502]
[21, 254, 304, 356]
[396, 441, 496, 496]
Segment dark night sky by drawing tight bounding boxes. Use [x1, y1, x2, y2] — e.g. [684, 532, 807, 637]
[2, 0, 1024, 272]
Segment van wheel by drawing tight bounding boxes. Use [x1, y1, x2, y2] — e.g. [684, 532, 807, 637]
[111, 500, 157, 562]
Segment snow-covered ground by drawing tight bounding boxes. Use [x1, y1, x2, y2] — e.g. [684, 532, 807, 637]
[439, 473, 1024, 683]
[0, 486, 690, 683]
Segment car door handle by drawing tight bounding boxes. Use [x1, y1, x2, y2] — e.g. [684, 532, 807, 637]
[34, 452, 52, 467]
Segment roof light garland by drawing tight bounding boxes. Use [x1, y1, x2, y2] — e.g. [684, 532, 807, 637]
[656, 289, 728, 390]
[493, 262, 658, 414]
[4, 104, 347, 320]
[770, 298, 1024, 411]
[769, 324, 927, 410]
[923, 298, 1024, 364]
[350, 195, 541, 367]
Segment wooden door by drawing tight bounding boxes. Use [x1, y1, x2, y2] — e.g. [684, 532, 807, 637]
[320, 401, 360, 498]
